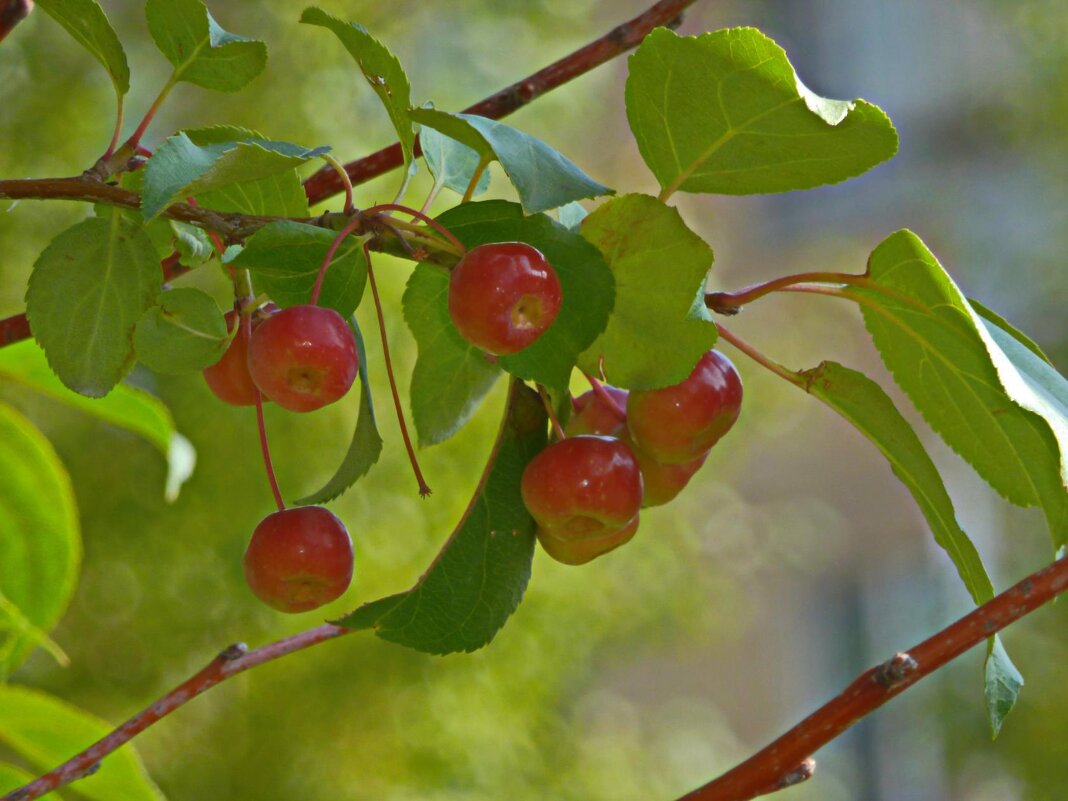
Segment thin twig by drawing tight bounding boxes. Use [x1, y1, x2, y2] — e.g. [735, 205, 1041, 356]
[301, 0, 698, 204]
[677, 556, 1068, 801]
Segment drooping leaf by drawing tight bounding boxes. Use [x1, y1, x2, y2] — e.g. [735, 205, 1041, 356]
[440, 200, 615, 389]
[801, 361, 995, 603]
[336, 380, 547, 654]
[142, 133, 328, 220]
[985, 635, 1024, 738]
[35, 0, 129, 95]
[0, 686, 164, 801]
[300, 7, 415, 169]
[0, 341, 196, 501]
[625, 27, 898, 197]
[25, 215, 161, 397]
[410, 108, 613, 213]
[0, 403, 80, 677]
[420, 125, 491, 198]
[134, 288, 228, 374]
[577, 194, 717, 389]
[851, 231, 1068, 547]
[182, 126, 312, 218]
[230, 221, 368, 317]
[145, 0, 266, 91]
[295, 318, 383, 504]
[403, 263, 500, 447]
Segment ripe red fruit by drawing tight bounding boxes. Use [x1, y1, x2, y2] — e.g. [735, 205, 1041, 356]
[448, 242, 562, 355]
[243, 506, 354, 613]
[626, 350, 742, 464]
[623, 432, 708, 508]
[565, 385, 628, 437]
[521, 435, 643, 542]
[246, 304, 358, 413]
[537, 515, 639, 565]
[203, 306, 279, 406]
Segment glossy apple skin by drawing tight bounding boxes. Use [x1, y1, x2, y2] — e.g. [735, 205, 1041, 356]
[448, 242, 562, 355]
[537, 515, 639, 565]
[243, 506, 354, 613]
[203, 310, 258, 406]
[247, 305, 358, 412]
[521, 435, 643, 541]
[566, 386, 628, 437]
[626, 350, 742, 464]
[623, 432, 708, 507]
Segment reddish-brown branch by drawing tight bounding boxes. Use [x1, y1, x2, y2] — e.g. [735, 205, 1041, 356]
[0, 625, 351, 801]
[677, 555, 1068, 801]
[301, 0, 697, 204]
[0, 0, 31, 44]
[0, 312, 30, 345]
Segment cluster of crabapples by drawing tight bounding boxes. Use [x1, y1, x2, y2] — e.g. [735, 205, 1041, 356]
[201, 238, 741, 610]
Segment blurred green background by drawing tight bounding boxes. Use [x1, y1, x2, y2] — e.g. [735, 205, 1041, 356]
[1, 1, 1066, 799]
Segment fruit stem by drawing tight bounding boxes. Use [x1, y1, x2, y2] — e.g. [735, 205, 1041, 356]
[714, 324, 805, 389]
[582, 371, 627, 421]
[311, 215, 365, 306]
[460, 156, 492, 203]
[705, 272, 868, 314]
[362, 203, 467, 255]
[364, 243, 432, 497]
[320, 153, 355, 214]
[537, 384, 566, 441]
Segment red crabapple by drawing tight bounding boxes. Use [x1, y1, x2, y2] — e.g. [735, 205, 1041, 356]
[243, 506, 354, 613]
[448, 242, 562, 355]
[565, 385, 628, 437]
[537, 515, 639, 565]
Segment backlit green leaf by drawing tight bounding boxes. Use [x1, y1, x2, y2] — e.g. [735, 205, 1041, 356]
[626, 27, 898, 197]
[134, 288, 229, 374]
[25, 215, 161, 397]
[0, 686, 164, 801]
[578, 194, 717, 389]
[851, 231, 1068, 548]
[301, 7, 415, 169]
[36, 0, 129, 95]
[410, 108, 612, 213]
[230, 221, 368, 317]
[146, 0, 266, 91]
[295, 319, 383, 503]
[0, 403, 80, 677]
[142, 133, 328, 220]
[403, 263, 500, 447]
[985, 635, 1024, 738]
[336, 380, 546, 654]
[420, 125, 491, 198]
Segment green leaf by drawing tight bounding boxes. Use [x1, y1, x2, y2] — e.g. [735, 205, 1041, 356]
[336, 380, 546, 654]
[0, 403, 80, 677]
[230, 221, 368, 317]
[555, 201, 587, 232]
[25, 215, 161, 397]
[300, 7, 415, 169]
[577, 194, 717, 389]
[182, 127, 312, 218]
[969, 298, 1055, 366]
[142, 133, 328, 220]
[0, 341, 196, 502]
[985, 635, 1024, 738]
[295, 319, 383, 504]
[134, 288, 228, 374]
[0, 686, 164, 801]
[35, 0, 129, 95]
[801, 361, 995, 603]
[440, 200, 615, 389]
[420, 125, 491, 198]
[171, 221, 214, 267]
[403, 263, 500, 447]
[410, 108, 613, 213]
[852, 231, 1068, 548]
[625, 27, 898, 197]
[145, 0, 266, 91]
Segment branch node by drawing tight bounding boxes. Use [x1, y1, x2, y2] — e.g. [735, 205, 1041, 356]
[219, 643, 249, 661]
[779, 758, 816, 788]
[873, 651, 918, 687]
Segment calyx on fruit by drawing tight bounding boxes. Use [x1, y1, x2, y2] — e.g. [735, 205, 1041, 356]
[448, 241, 562, 355]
